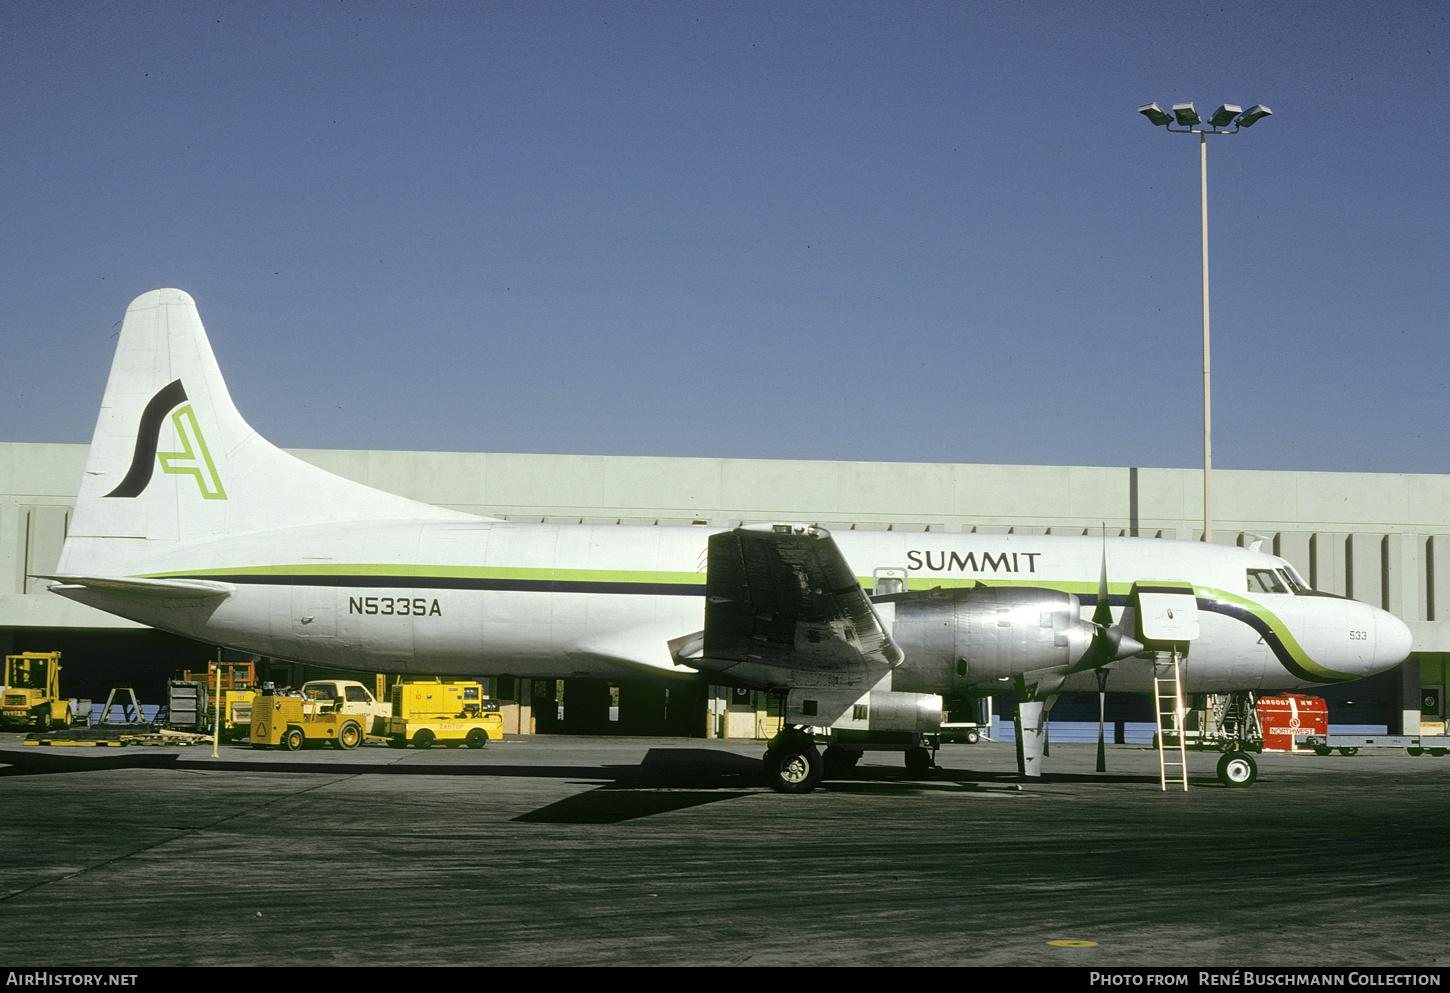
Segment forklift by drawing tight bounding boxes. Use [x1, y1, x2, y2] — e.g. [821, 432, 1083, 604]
[2, 652, 82, 730]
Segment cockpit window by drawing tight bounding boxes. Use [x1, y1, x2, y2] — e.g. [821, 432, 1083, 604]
[1247, 569, 1288, 594]
[1278, 569, 1307, 594]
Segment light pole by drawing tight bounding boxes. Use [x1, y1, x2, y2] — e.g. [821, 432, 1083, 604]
[1138, 101, 1271, 543]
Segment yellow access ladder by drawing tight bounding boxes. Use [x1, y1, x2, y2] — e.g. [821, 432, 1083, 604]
[1152, 651, 1189, 791]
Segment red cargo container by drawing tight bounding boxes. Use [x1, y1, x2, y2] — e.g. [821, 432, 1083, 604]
[1255, 694, 1328, 751]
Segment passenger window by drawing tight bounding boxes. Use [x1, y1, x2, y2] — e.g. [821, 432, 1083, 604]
[345, 686, 372, 703]
[1247, 569, 1288, 594]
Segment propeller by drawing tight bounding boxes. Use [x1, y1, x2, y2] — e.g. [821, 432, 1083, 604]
[1066, 533, 1145, 673]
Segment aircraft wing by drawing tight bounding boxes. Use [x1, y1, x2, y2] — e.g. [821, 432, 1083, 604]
[685, 524, 903, 686]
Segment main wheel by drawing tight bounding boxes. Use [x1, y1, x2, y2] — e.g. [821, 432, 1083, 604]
[332, 721, 362, 750]
[465, 728, 489, 749]
[766, 746, 824, 794]
[964, 728, 981, 744]
[282, 727, 305, 751]
[1216, 751, 1258, 788]
[413, 729, 435, 749]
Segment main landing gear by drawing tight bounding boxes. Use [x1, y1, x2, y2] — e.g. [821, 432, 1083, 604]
[761, 728, 939, 793]
[762, 728, 824, 794]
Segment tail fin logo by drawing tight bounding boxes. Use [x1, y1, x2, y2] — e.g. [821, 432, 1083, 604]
[158, 404, 227, 500]
[103, 380, 228, 501]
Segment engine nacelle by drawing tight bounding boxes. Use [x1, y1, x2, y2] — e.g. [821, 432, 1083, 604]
[783, 687, 943, 733]
[889, 586, 1096, 693]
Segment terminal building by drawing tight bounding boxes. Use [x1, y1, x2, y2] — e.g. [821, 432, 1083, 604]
[3, 440, 1448, 738]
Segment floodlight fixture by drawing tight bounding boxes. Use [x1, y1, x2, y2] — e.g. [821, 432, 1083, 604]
[1207, 104, 1241, 128]
[1139, 102, 1173, 127]
[1134, 98, 1273, 543]
[1236, 104, 1272, 127]
[1172, 102, 1200, 127]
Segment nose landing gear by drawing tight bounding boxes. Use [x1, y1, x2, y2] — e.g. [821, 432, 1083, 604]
[1216, 749, 1258, 788]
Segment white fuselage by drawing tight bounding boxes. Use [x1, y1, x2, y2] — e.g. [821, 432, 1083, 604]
[56, 521, 1412, 695]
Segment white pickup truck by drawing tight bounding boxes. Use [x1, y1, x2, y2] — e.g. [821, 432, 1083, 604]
[299, 679, 393, 736]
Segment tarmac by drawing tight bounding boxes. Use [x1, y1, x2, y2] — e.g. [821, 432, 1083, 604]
[1, 731, 1447, 969]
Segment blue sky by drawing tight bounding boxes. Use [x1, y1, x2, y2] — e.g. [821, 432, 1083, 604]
[3, 0, 1446, 474]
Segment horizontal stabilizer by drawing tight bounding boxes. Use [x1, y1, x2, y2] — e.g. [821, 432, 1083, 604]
[41, 575, 234, 599]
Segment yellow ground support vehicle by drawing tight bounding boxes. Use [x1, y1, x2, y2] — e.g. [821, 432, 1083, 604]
[180, 661, 258, 740]
[385, 680, 501, 749]
[2, 652, 78, 730]
[250, 692, 365, 750]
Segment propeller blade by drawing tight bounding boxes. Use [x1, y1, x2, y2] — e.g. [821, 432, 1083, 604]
[1066, 538, 1146, 673]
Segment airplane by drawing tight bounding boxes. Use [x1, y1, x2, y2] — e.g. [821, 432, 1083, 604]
[45, 289, 1413, 792]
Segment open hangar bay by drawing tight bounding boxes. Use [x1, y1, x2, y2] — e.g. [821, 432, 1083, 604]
[0, 734, 1446, 968]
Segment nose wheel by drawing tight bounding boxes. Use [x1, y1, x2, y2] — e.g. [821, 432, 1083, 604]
[1216, 750, 1258, 788]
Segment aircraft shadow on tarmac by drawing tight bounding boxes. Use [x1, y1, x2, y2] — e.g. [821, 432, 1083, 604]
[0, 744, 1185, 824]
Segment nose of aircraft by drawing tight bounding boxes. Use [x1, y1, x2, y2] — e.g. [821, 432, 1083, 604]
[1372, 606, 1414, 674]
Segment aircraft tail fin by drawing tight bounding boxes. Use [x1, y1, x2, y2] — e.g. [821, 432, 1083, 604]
[59, 289, 469, 576]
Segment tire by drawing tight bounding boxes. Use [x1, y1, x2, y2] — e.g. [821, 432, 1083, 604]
[1407, 747, 1424, 756]
[1313, 746, 1332, 756]
[1337, 747, 1359, 757]
[387, 735, 407, 749]
[1216, 751, 1258, 788]
[905, 746, 934, 775]
[1430, 749, 1448, 757]
[465, 728, 488, 749]
[282, 727, 305, 751]
[964, 728, 981, 744]
[766, 746, 824, 794]
[333, 721, 362, 750]
[413, 729, 435, 749]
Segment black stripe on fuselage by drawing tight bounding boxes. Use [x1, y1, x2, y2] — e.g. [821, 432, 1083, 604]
[164, 573, 708, 597]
